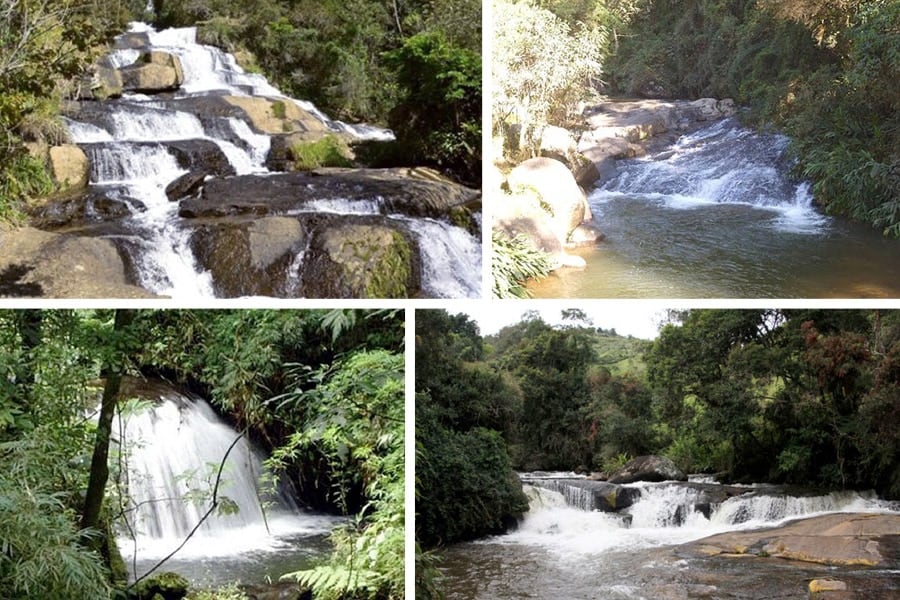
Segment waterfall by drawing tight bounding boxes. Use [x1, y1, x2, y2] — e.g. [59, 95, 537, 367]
[404, 217, 482, 299]
[57, 20, 480, 299]
[594, 117, 827, 234]
[115, 387, 336, 560]
[507, 476, 898, 555]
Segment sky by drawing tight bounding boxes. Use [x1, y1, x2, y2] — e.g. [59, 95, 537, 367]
[459, 302, 674, 340]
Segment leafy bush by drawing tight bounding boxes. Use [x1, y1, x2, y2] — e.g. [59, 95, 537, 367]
[493, 0, 604, 157]
[416, 408, 529, 546]
[491, 230, 552, 298]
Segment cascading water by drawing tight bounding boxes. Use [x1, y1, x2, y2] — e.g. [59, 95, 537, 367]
[114, 385, 338, 583]
[58, 21, 479, 298]
[440, 476, 900, 599]
[529, 117, 900, 298]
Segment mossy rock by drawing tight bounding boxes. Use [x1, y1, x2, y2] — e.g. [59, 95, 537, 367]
[290, 135, 353, 170]
[132, 571, 189, 600]
[313, 223, 414, 298]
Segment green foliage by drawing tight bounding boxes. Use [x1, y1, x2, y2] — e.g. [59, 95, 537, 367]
[0, 434, 112, 600]
[290, 135, 352, 170]
[491, 230, 553, 298]
[0, 0, 138, 220]
[493, 0, 605, 156]
[416, 310, 529, 550]
[272, 350, 405, 600]
[185, 583, 249, 600]
[372, 31, 481, 185]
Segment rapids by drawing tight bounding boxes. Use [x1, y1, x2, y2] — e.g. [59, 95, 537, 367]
[440, 475, 900, 599]
[56, 22, 480, 299]
[529, 118, 900, 298]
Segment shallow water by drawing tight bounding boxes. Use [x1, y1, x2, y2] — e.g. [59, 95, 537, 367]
[529, 119, 900, 298]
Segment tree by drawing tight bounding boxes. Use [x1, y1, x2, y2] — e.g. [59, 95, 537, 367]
[81, 310, 136, 544]
[493, 0, 605, 156]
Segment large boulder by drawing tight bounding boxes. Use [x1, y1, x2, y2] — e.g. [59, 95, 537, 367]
[0, 227, 155, 298]
[189, 216, 308, 297]
[120, 51, 184, 93]
[48, 144, 89, 190]
[165, 171, 207, 202]
[608, 455, 686, 484]
[303, 222, 416, 298]
[506, 157, 590, 246]
[164, 139, 236, 177]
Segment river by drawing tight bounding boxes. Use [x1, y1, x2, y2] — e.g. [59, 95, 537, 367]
[528, 119, 900, 298]
[439, 476, 900, 599]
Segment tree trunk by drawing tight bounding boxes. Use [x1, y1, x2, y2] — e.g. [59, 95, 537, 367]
[80, 309, 135, 543]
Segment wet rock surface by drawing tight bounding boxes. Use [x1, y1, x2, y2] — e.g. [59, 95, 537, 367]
[608, 454, 687, 484]
[180, 168, 478, 220]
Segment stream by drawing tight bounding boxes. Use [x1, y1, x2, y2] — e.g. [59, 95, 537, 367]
[57, 22, 481, 299]
[528, 118, 900, 298]
[440, 474, 900, 599]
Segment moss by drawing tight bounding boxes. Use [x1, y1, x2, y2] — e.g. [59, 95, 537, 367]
[322, 225, 412, 298]
[290, 135, 353, 170]
[132, 571, 189, 600]
[271, 100, 287, 120]
[365, 231, 412, 298]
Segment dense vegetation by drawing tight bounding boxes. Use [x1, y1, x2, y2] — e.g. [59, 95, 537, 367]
[0, 309, 404, 600]
[494, 0, 899, 233]
[1, 0, 480, 222]
[153, 0, 481, 185]
[416, 308, 900, 588]
[0, 0, 144, 221]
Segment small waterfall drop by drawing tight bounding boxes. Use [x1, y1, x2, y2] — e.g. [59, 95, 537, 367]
[595, 117, 825, 233]
[116, 386, 336, 561]
[505, 476, 897, 556]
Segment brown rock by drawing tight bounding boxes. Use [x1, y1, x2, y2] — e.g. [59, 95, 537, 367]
[681, 513, 900, 567]
[48, 145, 89, 189]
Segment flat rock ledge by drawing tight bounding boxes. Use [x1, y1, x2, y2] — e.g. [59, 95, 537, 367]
[0, 226, 157, 298]
[680, 512, 900, 568]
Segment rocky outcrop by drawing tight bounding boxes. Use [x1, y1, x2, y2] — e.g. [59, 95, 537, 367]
[222, 96, 333, 136]
[190, 216, 308, 297]
[179, 168, 478, 220]
[0, 227, 156, 298]
[608, 455, 687, 484]
[303, 221, 417, 298]
[164, 139, 235, 177]
[48, 144, 89, 189]
[27, 189, 138, 230]
[120, 51, 184, 93]
[681, 512, 900, 568]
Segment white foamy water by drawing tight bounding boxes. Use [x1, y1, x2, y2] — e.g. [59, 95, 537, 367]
[501, 480, 897, 557]
[596, 117, 828, 235]
[402, 217, 482, 298]
[116, 391, 338, 560]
